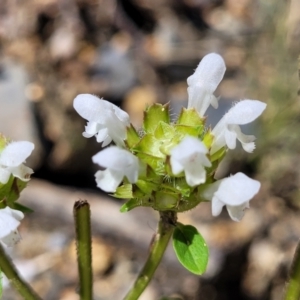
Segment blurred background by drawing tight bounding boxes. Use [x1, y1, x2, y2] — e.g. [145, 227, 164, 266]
[0, 0, 300, 299]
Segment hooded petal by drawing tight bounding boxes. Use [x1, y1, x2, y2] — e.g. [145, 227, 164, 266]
[202, 173, 260, 221]
[187, 53, 226, 117]
[214, 173, 260, 207]
[74, 94, 130, 146]
[225, 100, 267, 125]
[211, 100, 266, 154]
[92, 146, 139, 191]
[187, 53, 226, 91]
[0, 141, 34, 167]
[74, 94, 110, 123]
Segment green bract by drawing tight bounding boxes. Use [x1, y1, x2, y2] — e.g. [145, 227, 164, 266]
[116, 103, 225, 213]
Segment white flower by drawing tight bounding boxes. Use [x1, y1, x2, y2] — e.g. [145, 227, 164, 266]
[211, 100, 267, 154]
[73, 94, 130, 147]
[92, 146, 139, 192]
[0, 207, 24, 246]
[202, 172, 261, 222]
[187, 53, 226, 117]
[0, 141, 34, 184]
[170, 136, 211, 187]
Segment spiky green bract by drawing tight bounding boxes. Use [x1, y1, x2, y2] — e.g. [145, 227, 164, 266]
[116, 104, 226, 213]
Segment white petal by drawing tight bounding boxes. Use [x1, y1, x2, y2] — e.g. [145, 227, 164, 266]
[74, 94, 110, 123]
[92, 146, 138, 171]
[83, 121, 100, 138]
[0, 168, 11, 184]
[185, 165, 206, 186]
[96, 127, 109, 144]
[0, 141, 34, 167]
[224, 128, 237, 149]
[0, 207, 24, 240]
[92, 146, 139, 186]
[226, 202, 249, 222]
[95, 169, 123, 192]
[225, 100, 267, 125]
[9, 164, 34, 182]
[170, 157, 184, 175]
[214, 173, 260, 207]
[74, 94, 130, 125]
[1, 230, 22, 247]
[187, 53, 226, 92]
[211, 195, 225, 216]
[170, 137, 211, 186]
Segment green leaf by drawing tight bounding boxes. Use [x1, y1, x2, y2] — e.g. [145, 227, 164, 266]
[143, 103, 170, 133]
[172, 223, 209, 275]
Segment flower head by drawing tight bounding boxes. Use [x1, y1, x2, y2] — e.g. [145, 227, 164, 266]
[92, 146, 139, 192]
[0, 207, 24, 246]
[0, 141, 34, 184]
[74, 94, 130, 147]
[170, 137, 211, 187]
[211, 100, 267, 154]
[202, 172, 261, 221]
[187, 53, 226, 117]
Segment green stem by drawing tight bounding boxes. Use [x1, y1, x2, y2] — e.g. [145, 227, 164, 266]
[74, 200, 93, 300]
[124, 211, 177, 300]
[0, 243, 41, 300]
[284, 240, 300, 300]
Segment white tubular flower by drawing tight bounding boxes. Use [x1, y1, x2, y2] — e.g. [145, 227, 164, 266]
[187, 53, 226, 117]
[202, 172, 261, 222]
[92, 146, 139, 192]
[73, 94, 130, 147]
[170, 136, 211, 187]
[0, 141, 34, 184]
[211, 100, 267, 155]
[0, 207, 24, 246]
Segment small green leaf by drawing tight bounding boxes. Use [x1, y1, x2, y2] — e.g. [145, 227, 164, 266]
[173, 223, 209, 275]
[143, 103, 170, 133]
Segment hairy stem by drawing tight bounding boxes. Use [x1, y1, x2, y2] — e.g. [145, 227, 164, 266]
[0, 243, 41, 300]
[284, 240, 300, 300]
[124, 211, 177, 300]
[74, 200, 93, 300]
